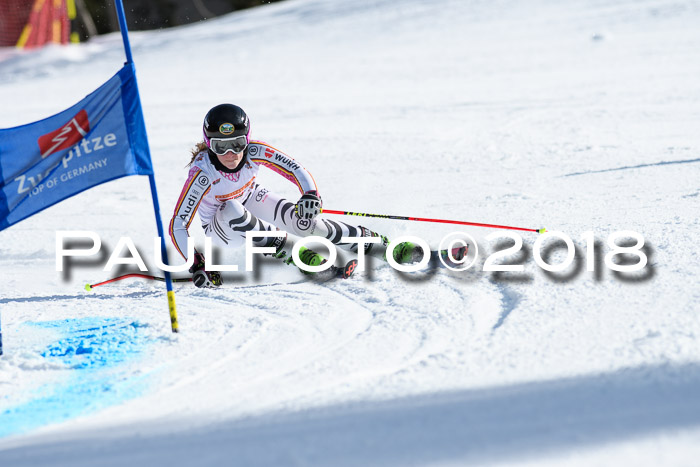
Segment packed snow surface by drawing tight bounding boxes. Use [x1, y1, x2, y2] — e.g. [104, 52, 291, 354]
[1, 0, 700, 465]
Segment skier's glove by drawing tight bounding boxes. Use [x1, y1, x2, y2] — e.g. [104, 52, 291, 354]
[189, 251, 222, 288]
[295, 190, 322, 220]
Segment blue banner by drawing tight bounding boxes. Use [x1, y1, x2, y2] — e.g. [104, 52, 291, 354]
[0, 63, 153, 231]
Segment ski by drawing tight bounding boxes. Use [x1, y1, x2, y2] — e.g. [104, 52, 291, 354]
[339, 258, 358, 278]
[430, 243, 469, 269]
[312, 259, 358, 282]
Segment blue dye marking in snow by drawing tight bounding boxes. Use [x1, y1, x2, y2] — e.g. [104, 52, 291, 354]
[0, 317, 152, 438]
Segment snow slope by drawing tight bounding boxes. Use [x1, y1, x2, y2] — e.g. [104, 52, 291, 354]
[1, 0, 700, 465]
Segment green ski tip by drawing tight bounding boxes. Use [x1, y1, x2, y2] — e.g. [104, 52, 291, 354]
[84, 283, 93, 291]
[538, 228, 547, 234]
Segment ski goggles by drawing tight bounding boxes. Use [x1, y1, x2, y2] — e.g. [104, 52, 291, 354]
[206, 135, 248, 155]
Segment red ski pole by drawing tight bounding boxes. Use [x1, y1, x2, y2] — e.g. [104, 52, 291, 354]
[322, 209, 546, 234]
[85, 274, 193, 291]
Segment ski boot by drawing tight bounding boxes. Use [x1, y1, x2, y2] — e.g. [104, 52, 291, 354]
[355, 226, 472, 266]
[355, 226, 424, 265]
[390, 241, 426, 264]
[269, 237, 356, 280]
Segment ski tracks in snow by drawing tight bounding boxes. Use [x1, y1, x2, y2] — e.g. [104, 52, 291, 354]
[105, 279, 378, 421]
[0, 260, 530, 436]
[141, 265, 503, 417]
[489, 280, 524, 333]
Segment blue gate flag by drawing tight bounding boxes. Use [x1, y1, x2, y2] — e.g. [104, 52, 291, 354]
[0, 63, 153, 231]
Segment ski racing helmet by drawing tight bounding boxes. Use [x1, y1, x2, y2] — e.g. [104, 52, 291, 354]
[203, 104, 250, 155]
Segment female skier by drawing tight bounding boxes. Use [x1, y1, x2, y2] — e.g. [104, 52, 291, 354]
[169, 104, 421, 287]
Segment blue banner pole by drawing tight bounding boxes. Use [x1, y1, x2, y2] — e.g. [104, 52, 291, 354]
[115, 0, 134, 65]
[114, 0, 179, 332]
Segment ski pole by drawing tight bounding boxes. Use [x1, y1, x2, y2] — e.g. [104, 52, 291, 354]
[322, 209, 546, 234]
[85, 274, 193, 291]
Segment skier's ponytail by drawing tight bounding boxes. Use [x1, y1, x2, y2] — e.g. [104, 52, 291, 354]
[188, 141, 208, 166]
